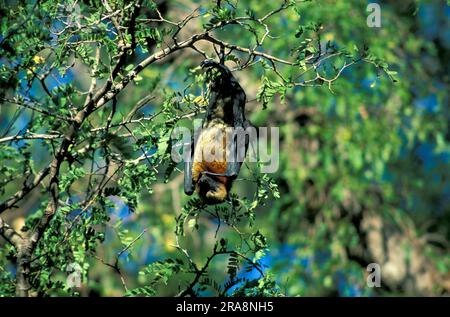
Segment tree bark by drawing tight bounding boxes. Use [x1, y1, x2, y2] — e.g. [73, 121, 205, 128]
[16, 242, 32, 297]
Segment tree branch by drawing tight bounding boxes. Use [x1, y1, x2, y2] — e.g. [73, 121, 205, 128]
[0, 166, 51, 214]
[0, 217, 23, 248]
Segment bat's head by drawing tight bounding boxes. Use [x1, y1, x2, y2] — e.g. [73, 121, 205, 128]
[197, 174, 228, 204]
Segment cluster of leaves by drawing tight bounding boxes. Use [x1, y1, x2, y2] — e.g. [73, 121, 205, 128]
[127, 259, 184, 296]
[0, 0, 288, 297]
[0, 246, 15, 297]
[247, 0, 450, 296]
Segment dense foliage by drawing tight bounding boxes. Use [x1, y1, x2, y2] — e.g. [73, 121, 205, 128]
[0, 0, 449, 297]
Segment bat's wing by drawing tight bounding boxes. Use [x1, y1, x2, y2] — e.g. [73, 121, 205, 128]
[225, 83, 248, 178]
[183, 135, 195, 195]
